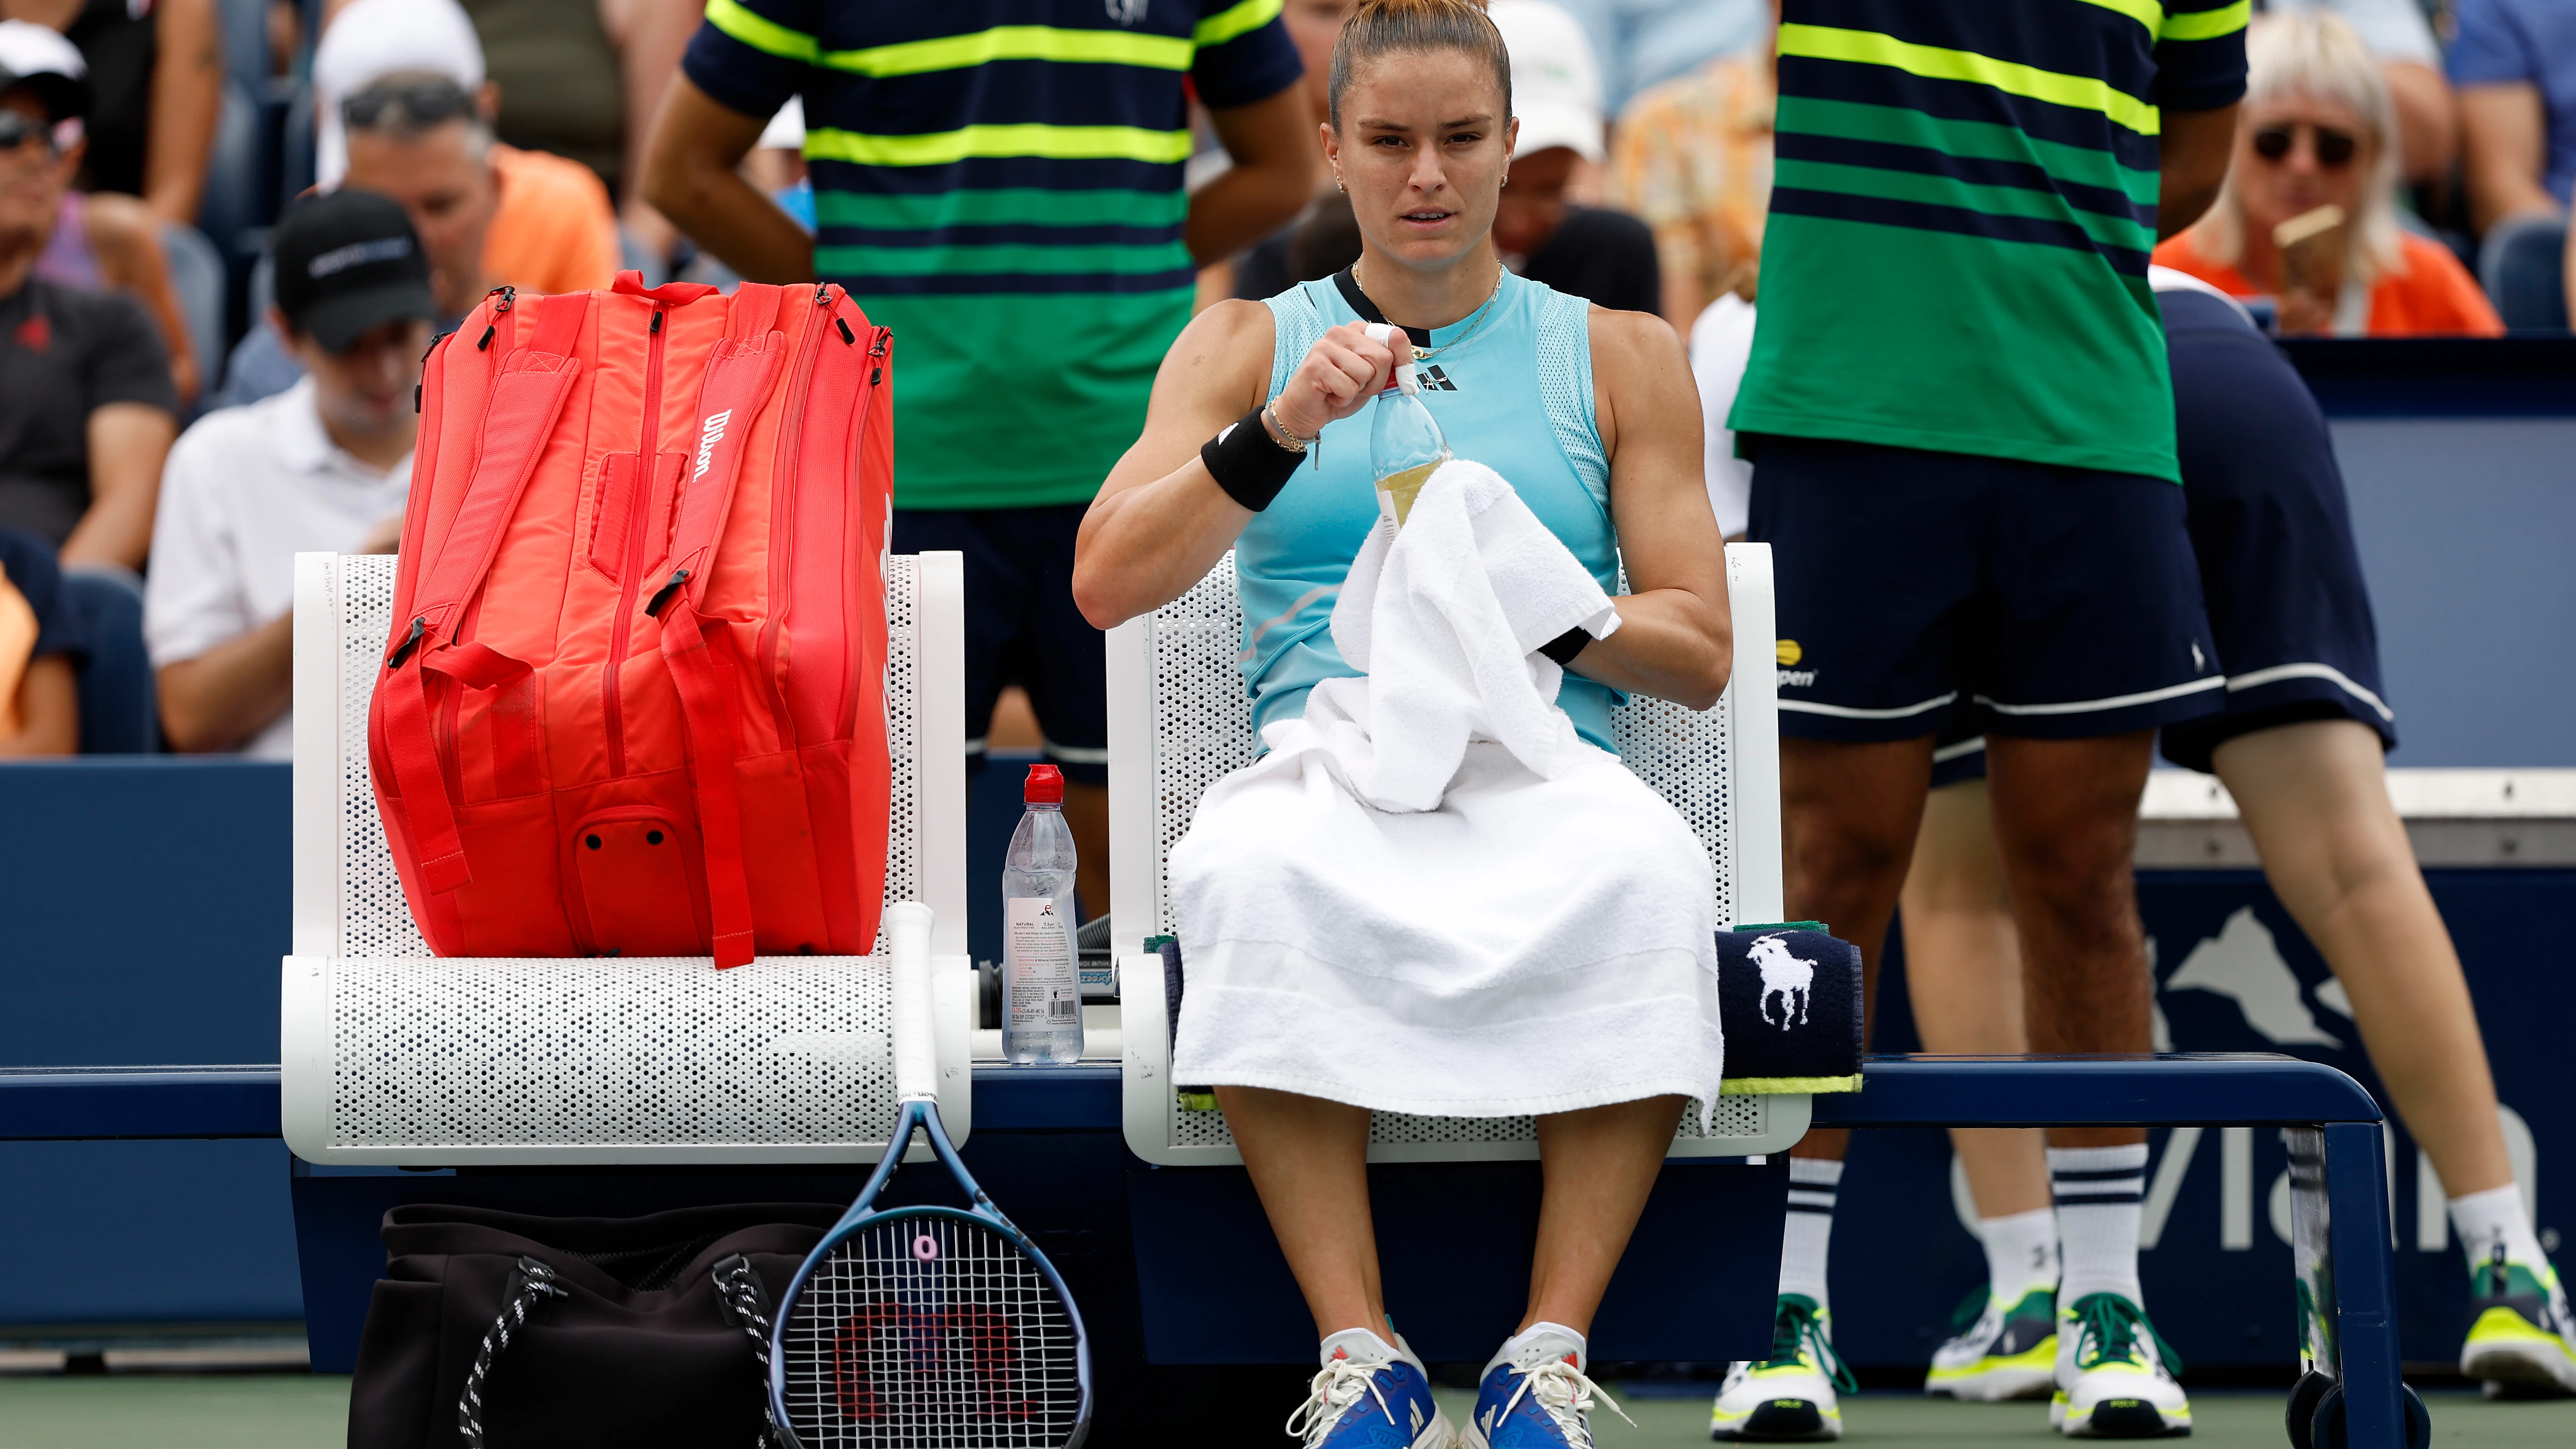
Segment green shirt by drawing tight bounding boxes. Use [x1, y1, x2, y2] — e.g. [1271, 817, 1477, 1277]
[1730, 0, 2249, 482]
[683, 0, 1303, 510]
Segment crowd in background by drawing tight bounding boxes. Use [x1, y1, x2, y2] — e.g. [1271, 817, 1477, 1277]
[0, 0, 2569, 763]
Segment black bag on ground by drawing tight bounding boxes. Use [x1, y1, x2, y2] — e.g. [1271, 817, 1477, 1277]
[349, 1201, 844, 1449]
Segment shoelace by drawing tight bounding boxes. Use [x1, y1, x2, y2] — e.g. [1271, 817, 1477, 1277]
[1758, 1295, 1857, 1392]
[1946, 1286, 1998, 1337]
[2067, 1292, 2185, 1377]
[1285, 1356, 1396, 1446]
[1495, 1355, 1634, 1449]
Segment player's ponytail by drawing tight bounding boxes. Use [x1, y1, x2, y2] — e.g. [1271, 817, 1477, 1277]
[1327, 0, 1513, 131]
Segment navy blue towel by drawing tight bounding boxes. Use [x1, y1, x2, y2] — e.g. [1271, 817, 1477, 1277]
[1715, 925, 1864, 1090]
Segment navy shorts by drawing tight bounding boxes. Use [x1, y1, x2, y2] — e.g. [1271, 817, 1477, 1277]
[891, 503, 1107, 786]
[1924, 289, 2399, 785]
[1748, 434, 2223, 743]
[2154, 289, 2397, 773]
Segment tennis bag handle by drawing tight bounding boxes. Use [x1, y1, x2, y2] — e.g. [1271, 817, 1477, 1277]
[351, 1202, 842, 1449]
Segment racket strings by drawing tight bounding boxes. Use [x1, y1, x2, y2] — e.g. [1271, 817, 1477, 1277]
[781, 1215, 1082, 1448]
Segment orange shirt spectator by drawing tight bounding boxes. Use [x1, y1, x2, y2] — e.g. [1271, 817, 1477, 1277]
[2154, 228, 2502, 336]
[1606, 51, 1773, 330]
[483, 141, 618, 296]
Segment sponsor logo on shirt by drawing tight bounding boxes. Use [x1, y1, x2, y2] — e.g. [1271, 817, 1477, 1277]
[13, 315, 49, 351]
[693, 410, 733, 480]
[1418, 364, 1459, 392]
[1776, 639, 1814, 688]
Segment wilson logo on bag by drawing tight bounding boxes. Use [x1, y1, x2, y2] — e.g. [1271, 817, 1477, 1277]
[368, 273, 895, 966]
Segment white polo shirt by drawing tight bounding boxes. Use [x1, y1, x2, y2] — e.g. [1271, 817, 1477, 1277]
[145, 376, 412, 759]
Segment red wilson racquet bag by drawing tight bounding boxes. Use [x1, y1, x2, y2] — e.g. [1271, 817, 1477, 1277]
[369, 272, 894, 966]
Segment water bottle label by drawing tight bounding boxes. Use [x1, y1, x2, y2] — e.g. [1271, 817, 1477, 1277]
[1005, 895, 1077, 1030]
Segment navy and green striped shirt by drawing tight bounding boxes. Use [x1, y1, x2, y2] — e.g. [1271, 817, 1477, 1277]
[1730, 0, 2249, 482]
[683, 0, 1301, 508]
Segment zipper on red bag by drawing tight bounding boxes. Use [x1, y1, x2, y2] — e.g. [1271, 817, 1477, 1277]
[605, 305, 667, 777]
[426, 288, 517, 795]
[757, 285, 840, 744]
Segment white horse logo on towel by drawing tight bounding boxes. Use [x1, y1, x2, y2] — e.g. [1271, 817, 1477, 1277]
[1750, 934, 1814, 1029]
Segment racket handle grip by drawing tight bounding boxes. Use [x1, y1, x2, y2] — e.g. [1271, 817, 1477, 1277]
[886, 901, 937, 1102]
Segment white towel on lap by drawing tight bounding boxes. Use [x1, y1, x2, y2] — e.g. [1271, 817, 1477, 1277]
[1169, 459, 1723, 1120]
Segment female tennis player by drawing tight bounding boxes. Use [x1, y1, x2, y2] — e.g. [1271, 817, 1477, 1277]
[1074, 2, 1730, 1446]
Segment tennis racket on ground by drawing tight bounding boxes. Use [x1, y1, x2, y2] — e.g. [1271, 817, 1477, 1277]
[768, 901, 1093, 1449]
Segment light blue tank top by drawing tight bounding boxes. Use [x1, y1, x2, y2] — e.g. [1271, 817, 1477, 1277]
[1237, 271, 1621, 751]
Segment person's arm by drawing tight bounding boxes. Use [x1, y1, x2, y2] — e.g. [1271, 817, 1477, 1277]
[2562, 210, 2575, 329]
[1186, 86, 1322, 264]
[0, 655, 77, 756]
[2158, 104, 2238, 239]
[2382, 61, 2458, 187]
[601, 0, 703, 253]
[2458, 84, 2560, 233]
[1074, 301, 1371, 628]
[143, 0, 224, 227]
[1571, 308, 1730, 711]
[158, 611, 293, 753]
[59, 403, 178, 571]
[84, 195, 199, 404]
[641, 76, 815, 283]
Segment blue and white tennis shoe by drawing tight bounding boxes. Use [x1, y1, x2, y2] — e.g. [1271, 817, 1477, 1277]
[1288, 1329, 1452, 1449]
[1460, 1326, 1633, 1449]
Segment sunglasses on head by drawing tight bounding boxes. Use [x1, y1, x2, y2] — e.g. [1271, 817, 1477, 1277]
[2252, 122, 2358, 168]
[343, 77, 478, 131]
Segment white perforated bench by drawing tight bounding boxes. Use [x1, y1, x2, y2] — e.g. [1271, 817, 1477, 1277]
[279, 551, 974, 1165]
[1106, 543, 1813, 1164]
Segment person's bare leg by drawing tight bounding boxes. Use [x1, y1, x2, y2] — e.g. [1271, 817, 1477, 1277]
[1061, 780, 1113, 920]
[1779, 735, 1937, 1166]
[1524, 1094, 1690, 1334]
[1984, 732, 2157, 1153]
[2213, 721, 2513, 1196]
[1900, 779, 2051, 1217]
[1218, 1085, 1385, 1339]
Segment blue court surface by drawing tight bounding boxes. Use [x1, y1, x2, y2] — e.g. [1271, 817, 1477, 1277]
[0, 1377, 2559, 1447]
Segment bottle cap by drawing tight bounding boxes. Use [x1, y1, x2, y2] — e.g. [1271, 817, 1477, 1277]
[1024, 763, 1064, 804]
[1364, 322, 1420, 396]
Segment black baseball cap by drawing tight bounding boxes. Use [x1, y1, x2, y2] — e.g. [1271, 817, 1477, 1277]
[271, 189, 437, 353]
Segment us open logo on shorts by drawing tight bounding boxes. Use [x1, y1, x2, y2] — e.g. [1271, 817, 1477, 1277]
[693, 410, 732, 480]
[1775, 638, 1817, 689]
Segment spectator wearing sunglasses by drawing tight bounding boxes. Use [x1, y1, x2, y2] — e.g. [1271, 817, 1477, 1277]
[2155, 12, 2501, 336]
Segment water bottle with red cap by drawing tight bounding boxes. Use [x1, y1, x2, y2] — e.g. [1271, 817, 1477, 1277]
[1001, 763, 1083, 1064]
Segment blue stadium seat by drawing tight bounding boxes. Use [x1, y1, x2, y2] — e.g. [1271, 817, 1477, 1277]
[195, 81, 264, 269]
[2478, 213, 2571, 333]
[56, 567, 158, 754]
[159, 221, 227, 409]
[216, 0, 269, 96]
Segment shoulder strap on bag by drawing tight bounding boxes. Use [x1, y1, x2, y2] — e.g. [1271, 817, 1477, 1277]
[457, 1256, 567, 1449]
[642, 289, 790, 967]
[380, 292, 592, 894]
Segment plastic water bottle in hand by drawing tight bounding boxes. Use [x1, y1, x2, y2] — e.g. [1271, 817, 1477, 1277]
[1001, 763, 1083, 1065]
[1366, 321, 1450, 528]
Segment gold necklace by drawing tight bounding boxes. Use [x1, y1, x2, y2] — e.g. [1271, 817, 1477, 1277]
[1353, 260, 1508, 361]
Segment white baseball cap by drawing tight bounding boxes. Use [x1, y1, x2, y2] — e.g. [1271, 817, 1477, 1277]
[313, 0, 488, 188]
[0, 19, 89, 125]
[1489, 0, 1605, 164]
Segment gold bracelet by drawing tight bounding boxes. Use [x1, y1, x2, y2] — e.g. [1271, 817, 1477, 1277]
[1263, 399, 1319, 453]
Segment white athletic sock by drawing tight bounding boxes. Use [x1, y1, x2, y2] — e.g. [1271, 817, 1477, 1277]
[1979, 1207, 2062, 1307]
[1487, 1320, 1588, 1376]
[1778, 1157, 1843, 1313]
[1319, 1326, 1406, 1368]
[2050, 1145, 2147, 1309]
[2449, 1184, 2546, 1273]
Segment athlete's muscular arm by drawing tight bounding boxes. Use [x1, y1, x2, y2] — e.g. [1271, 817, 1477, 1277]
[1573, 308, 1733, 712]
[2158, 103, 2240, 239]
[1073, 307, 1402, 629]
